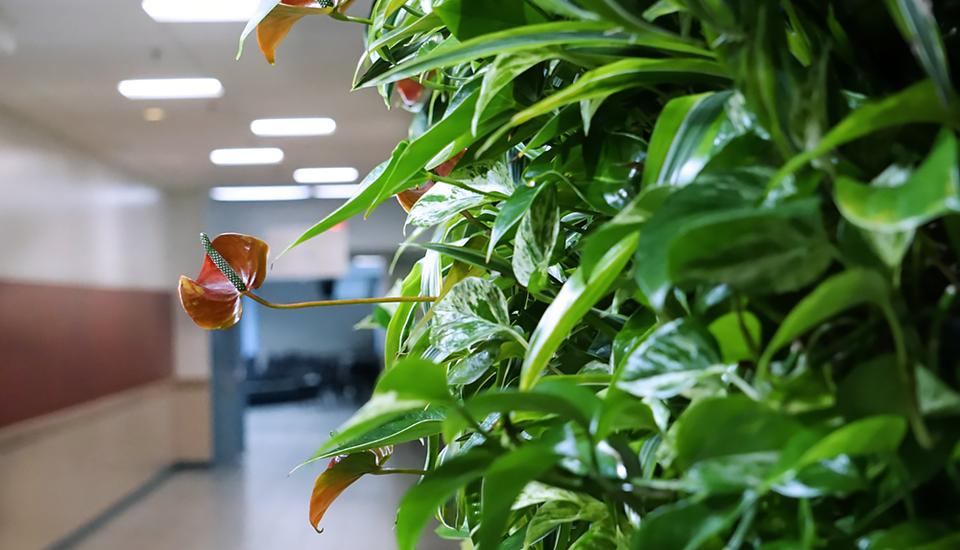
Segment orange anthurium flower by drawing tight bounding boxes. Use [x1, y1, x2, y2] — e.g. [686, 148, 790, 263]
[257, 0, 357, 65]
[396, 150, 466, 212]
[178, 233, 269, 330]
[309, 447, 392, 533]
[396, 78, 425, 106]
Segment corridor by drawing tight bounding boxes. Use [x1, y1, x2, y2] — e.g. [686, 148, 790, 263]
[68, 402, 453, 550]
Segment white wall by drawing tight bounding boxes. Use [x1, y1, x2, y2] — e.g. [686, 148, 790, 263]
[0, 106, 169, 290]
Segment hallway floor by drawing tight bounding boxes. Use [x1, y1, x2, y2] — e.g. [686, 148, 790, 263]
[71, 401, 455, 550]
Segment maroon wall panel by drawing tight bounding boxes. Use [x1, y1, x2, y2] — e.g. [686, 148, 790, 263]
[0, 282, 173, 429]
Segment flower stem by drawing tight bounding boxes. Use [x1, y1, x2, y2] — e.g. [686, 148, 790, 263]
[245, 292, 435, 310]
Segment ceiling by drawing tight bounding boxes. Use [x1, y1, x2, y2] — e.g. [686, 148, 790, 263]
[0, 0, 413, 189]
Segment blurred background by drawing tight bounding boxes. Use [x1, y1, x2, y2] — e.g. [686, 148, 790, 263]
[0, 1, 445, 548]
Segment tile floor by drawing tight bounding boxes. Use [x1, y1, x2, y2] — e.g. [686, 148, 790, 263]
[71, 401, 455, 550]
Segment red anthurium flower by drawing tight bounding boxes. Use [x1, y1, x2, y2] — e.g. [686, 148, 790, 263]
[309, 447, 392, 532]
[396, 150, 466, 212]
[257, 0, 357, 65]
[178, 233, 269, 330]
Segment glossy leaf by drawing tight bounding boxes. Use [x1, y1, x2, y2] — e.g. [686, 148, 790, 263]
[474, 50, 558, 134]
[708, 311, 761, 363]
[359, 21, 712, 88]
[490, 184, 540, 261]
[396, 448, 501, 550]
[642, 91, 740, 189]
[759, 269, 893, 370]
[303, 408, 447, 464]
[407, 161, 513, 227]
[513, 182, 559, 288]
[521, 233, 638, 390]
[886, 0, 953, 103]
[834, 129, 960, 232]
[435, 0, 548, 42]
[633, 497, 739, 550]
[431, 277, 521, 353]
[615, 319, 724, 399]
[794, 415, 907, 471]
[772, 81, 960, 186]
[671, 396, 802, 470]
[415, 243, 514, 277]
[478, 441, 561, 550]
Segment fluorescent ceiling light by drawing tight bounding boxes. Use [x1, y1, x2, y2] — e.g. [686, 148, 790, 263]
[142, 0, 258, 22]
[314, 184, 360, 199]
[294, 167, 359, 184]
[210, 148, 284, 165]
[251, 117, 336, 137]
[118, 78, 223, 100]
[210, 186, 311, 202]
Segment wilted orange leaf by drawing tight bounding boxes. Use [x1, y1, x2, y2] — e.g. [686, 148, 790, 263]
[257, 0, 357, 65]
[309, 447, 392, 532]
[178, 233, 269, 330]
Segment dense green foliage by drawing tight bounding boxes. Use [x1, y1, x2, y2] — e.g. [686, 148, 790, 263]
[249, 0, 960, 548]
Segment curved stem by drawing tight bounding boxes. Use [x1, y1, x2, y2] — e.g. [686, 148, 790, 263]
[245, 292, 435, 310]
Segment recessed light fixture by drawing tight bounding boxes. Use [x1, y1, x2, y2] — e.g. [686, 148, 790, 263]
[143, 107, 165, 122]
[251, 117, 336, 137]
[293, 167, 359, 184]
[118, 78, 224, 100]
[210, 147, 284, 165]
[210, 185, 311, 202]
[142, 0, 258, 22]
[314, 184, 360, 199]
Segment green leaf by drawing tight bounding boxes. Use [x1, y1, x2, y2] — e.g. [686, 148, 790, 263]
[514, 182, 559, 288]
[479, 441, 562, 550]
[359, 21, 711, 88]
[615, 319, 724, 399]
[521, 233, 638, 390]
[431, 277, 523, 353]
[385, 262, 422, 368]
[759, 269, 893, 371]
[566, 517, 618, 550]
[634, 168, 773, 310]
[794, 415, 907, 470]
[642, 91, 739, 189]
[415, 243, 515, 277]
[278, 145, 407, 256]
[666, 198, 833, 296]
[407, 161, 512, 227]
[917, 366, 960, 417]
[597, 388, 659, 439]
[523, 499, 607, 548]
[448, 340, 501, 386]
[490, 184, 540, 261]
[671, 396, 802, 470]
[485, 58, 729, 150]
[475, 50, 558, 134]
[396, 447, 501, 550]
[315, 358, 451, 455]
[772, 81, 960, 187]
[834, 129, 960, 232]
[611, 308, 657, 370]
[435, 0, 548, 41]
[886, 0, 953, 103]
[708, 311, 761, 363]
[366, 12, 443, 53]
[303, 407, 447, 465]
[633, 497, 739, 550]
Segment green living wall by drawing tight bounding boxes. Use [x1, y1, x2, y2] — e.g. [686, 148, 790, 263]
[180, 1, 960, 548]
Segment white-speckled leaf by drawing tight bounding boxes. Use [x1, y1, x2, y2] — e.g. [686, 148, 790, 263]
[431, 277, 514, 353]
[514, 183, 559, 287]
[407, 161, 513, 228]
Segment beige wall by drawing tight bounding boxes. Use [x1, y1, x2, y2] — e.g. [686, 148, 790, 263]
[0, 106, 213, 549]
[0, 383, 182, 549]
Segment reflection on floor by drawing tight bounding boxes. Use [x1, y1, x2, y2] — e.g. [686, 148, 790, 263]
[72, 401, 455, 550]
